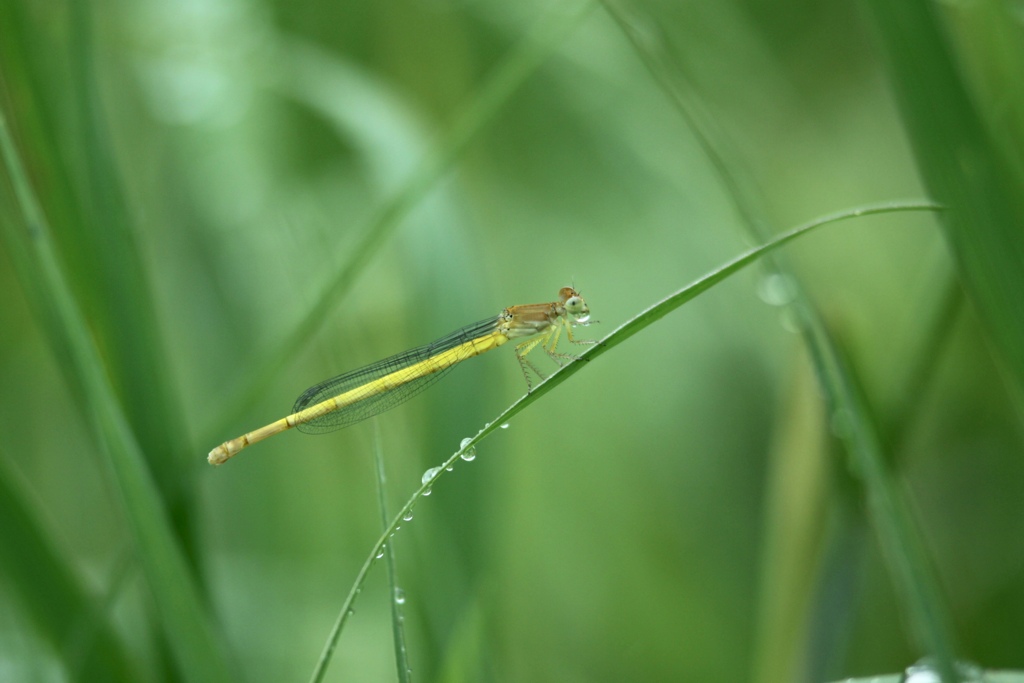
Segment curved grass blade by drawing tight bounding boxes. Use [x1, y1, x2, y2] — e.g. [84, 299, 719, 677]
[600, 3, 964, 677]
[308, 201, 939, 682]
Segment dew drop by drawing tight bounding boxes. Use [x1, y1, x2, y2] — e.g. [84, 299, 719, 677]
[500, 423, 510, 429]
[422, 466, 442, 486]
[376, 545, 385, 559]
[757, 273, 797, 306]
[403, 511, 414, 521]
[458, 436, 477, 461]
[394, 588, 406, 605]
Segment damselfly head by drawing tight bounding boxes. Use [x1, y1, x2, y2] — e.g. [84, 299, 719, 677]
[560, 287, 590, 321]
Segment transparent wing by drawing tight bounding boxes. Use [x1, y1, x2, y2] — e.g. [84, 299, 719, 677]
[291, 315, 501, 434]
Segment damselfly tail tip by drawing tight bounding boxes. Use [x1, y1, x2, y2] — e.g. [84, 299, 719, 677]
[208, 445, 230, 466]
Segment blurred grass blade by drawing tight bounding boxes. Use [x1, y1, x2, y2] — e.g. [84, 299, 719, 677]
[310, 202, 937, 681]
[861, 0, 1024, 398]
[600, 0, 771, 235]
[0, 110, 235, 682]
[800, 305, 959, 681]
[613, 201, 957, 680]
[0, 456, 136, 682]
[211, 0, 598, 441]
[603, 3, 964, 676]
[5, 0, 197, 544]
[884, 273, 963, 455]
[371, 422, 412, 683]
[750, 357, 831, 683]
[64, 2, 191, 467]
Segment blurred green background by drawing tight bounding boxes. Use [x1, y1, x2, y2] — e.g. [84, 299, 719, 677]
[2, 0, 1023, 681]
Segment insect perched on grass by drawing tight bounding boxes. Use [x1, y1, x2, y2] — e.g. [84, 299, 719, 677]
[208, 287, 597, 465]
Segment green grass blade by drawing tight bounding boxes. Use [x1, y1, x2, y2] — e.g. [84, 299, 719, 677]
[309, 202, 937, 681]
[802, 307, 959, 681]
[585, 204, 938, 360]
[0, 456, 137, 682]
[602, 4, 966, 676]
[2, 0, 200, 572]
[210, 0, 598, 443]
[884, 274, 964, 456]
[0, 109, 236, 683]
[600, 0, 771, 236]
[861, 0, 1024, 397]
[372, 422, 412, 683]
[65, 2, 191, 456]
